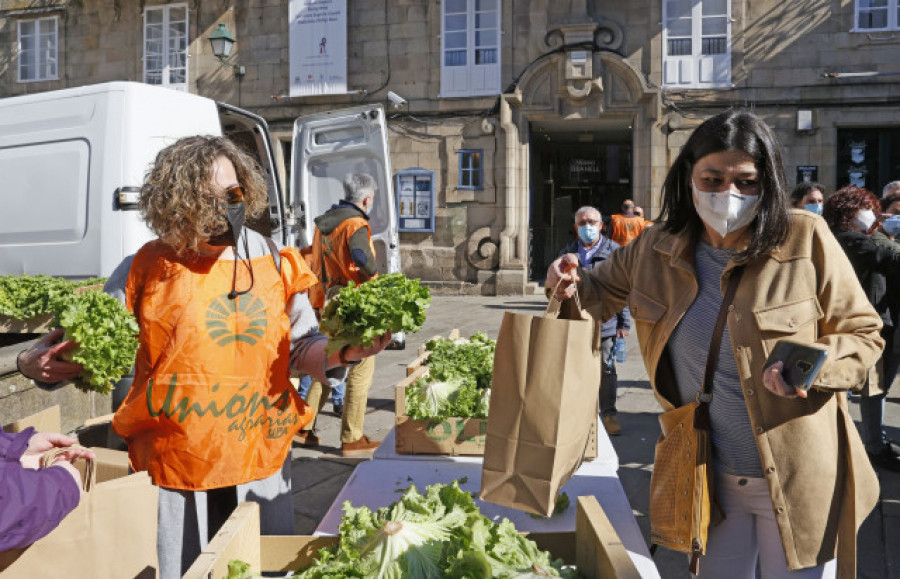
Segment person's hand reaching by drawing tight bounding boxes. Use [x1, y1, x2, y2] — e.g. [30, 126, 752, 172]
[546, 254, 580, 300]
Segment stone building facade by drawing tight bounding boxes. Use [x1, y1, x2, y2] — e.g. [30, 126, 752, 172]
[1, 0, 899, 294]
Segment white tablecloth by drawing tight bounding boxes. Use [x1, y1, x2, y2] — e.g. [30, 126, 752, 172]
[314, 457, 659, 577]
[373, 418, 620, 472]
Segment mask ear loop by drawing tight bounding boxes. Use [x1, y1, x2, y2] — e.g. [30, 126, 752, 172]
[228, 228, 254, 300]
[224, 185, 252, 300]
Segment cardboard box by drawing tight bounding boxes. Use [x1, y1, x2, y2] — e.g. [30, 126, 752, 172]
[75, 447, 131, 484]
[395, 330, 598, 458]
[3, 404, 61, 434]
[395, 367, 491, 456]
[184, 496, 642, 579]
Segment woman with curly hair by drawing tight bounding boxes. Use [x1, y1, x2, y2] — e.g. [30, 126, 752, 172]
[825, 185, 900, 473]
[97, 135, 390, 578]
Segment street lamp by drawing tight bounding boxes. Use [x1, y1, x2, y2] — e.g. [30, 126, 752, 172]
[207, 24, 245, 77]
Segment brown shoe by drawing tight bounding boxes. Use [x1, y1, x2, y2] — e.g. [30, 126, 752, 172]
[341, 435, 380, 457]
[602, 415, 622, 436]
[293, 430, 319, 448]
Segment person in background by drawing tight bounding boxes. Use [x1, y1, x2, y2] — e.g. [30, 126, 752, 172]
[882, 180, 900, 199]
[296, 374, 344, 416]
[297, 173, 384, 457]
[608, 199, 649, 246]
[0, 427, 95, 550]
[790, 181, 826, 215]
[93, 136, 389, 578]
[557, 206, 630, 435]
[825, 186, 900, 475]
[548, 110, 882, 576]
[633, 205, 653, 226]
[882, 193, 900, 219]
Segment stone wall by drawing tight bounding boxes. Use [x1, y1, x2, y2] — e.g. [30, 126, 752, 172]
[1, 0, 898, 292]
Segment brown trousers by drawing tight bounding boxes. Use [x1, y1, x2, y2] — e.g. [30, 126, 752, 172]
[303, 355, 376, 443]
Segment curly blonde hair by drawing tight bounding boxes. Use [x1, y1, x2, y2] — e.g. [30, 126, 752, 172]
[139, 135, 269, 254]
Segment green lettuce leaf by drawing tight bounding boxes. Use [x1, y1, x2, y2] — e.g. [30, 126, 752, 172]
[319, 273, 431, 355]
[295, 482, 579, 578]
[54, 291, 138, 395]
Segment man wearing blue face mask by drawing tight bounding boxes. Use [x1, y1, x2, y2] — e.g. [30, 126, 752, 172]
[557, 206, 631, 435]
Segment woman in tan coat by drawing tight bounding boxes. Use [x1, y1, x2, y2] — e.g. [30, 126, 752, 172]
[548, 110, 882, 578]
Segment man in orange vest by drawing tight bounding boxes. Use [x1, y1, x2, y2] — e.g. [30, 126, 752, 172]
[607, 198, 648, 246]
[298, 173, 383, 457]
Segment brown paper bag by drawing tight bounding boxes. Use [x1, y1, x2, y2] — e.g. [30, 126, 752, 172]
[0, 457, 159, 578]
[480, 295, 601, 516]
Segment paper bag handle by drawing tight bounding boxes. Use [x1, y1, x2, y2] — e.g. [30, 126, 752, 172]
[40, 445, 94, 491]
[545, 279, 584, 319]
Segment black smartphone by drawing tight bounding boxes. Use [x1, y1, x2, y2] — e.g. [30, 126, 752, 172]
[764, 340, 828, 391]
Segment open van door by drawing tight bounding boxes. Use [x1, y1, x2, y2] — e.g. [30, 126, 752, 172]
[291, 104, 404, 347]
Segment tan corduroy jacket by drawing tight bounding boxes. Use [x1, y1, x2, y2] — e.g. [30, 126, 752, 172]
[576, 210, 883, 577]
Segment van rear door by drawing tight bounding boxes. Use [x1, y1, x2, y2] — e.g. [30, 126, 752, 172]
[290, 105, 399, 276]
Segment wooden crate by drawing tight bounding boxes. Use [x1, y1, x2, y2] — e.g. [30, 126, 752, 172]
[183, 496, 642, 579]
[396, 329, 598, 458]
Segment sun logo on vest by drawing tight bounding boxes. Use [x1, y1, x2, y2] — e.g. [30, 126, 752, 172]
[205, 293, 268, 346]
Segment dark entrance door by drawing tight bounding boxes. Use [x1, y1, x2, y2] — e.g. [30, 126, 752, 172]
[528, 122, 633, 282]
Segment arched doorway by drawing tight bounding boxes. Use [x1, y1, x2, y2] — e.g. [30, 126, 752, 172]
[496, 49, 662, 286]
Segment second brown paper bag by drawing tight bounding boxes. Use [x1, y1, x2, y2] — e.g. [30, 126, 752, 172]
[480, 295, 601, 516]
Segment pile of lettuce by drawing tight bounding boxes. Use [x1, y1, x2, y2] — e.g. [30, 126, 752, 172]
[293, 481, 578, 578]
[320, 273, 431, 355]
[0, 275, 105, 319]
[0, 274, 137, 395]
[405, 333, 496, 420]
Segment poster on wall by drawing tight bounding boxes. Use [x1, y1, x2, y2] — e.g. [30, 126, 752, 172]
[796, 166, 818, 184]
[396, 168, 435, 232]
[289, 0, 347, 97]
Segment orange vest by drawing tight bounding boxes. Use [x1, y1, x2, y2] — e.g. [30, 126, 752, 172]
[306, 216, 376, 308]
[112, 241, 317, 490]
[608, 214, 648, 246]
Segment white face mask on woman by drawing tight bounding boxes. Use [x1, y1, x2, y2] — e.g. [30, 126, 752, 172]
[691, 180, 761, 238]
[852, 209, 876, 233]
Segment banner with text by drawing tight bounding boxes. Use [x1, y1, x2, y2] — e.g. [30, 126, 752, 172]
[289, 0, 347, 97]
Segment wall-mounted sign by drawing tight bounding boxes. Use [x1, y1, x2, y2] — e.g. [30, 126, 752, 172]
[289, 0, 347, 96]
[797, 166, 818, 184]
[396, 168, 435, 232]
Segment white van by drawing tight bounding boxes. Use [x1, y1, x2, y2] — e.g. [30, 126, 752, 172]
[0, 81, 402, 342]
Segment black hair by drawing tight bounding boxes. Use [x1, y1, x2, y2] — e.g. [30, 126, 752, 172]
[658, 109, 791, 263]
[790, 182, 826, 207]
[882, 193, 900, 213]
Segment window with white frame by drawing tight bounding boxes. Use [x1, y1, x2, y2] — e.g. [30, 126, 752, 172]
[441, 0, 501, 97]
[662, 0, 731, 89]
[458, 150, 483, 189]
[855, 0, 900, 31]
[17, 17, 58, 82]
[143, 4, 189, 91]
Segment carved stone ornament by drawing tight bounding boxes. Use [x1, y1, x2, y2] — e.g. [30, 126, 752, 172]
[543, 12, 623, 101]
[466, 227, 500, 270]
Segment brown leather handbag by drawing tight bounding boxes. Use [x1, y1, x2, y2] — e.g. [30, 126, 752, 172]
[649, 267, 743, 574]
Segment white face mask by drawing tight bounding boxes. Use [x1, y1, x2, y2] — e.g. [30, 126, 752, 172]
[691, 180, 761, 238]
[852, 209, 876, 233]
